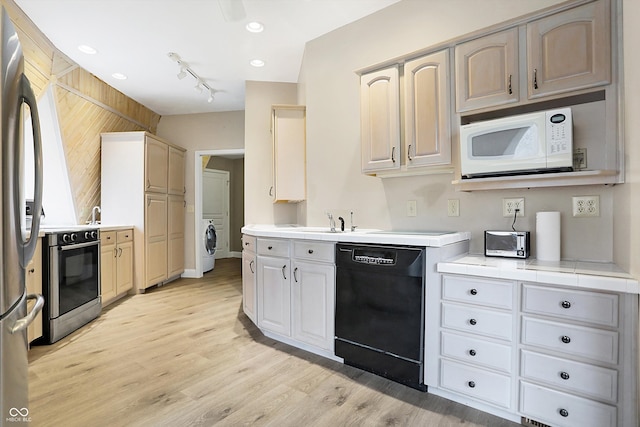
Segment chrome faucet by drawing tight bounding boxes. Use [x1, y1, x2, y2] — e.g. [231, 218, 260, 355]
[91, 206, 101, 225]
[327, 212, 336, 232]
[350, 211, 357, 232]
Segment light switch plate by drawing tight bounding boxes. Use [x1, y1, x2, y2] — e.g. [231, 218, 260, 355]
[407, 200, 417, 217]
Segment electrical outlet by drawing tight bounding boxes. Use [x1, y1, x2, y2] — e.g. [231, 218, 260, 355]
[502, 198, 524, 217]
[572, 195, 599, 217]
[447, 199, 460, 217]
[407, 200, 417, 217]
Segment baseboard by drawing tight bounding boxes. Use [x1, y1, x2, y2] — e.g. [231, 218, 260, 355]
[230, 251, 241, 258]
[181, 269, 200, 278]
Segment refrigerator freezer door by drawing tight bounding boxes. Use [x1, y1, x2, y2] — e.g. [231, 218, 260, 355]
[0, 297, 29, 421]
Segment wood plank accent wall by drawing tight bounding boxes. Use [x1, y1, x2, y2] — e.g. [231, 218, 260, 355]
[2, 0, 162, 223]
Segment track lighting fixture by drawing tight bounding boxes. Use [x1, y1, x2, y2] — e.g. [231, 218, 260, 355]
[168, 52, 217, 104]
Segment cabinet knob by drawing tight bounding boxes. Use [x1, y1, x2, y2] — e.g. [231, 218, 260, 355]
[245, 242, 250, 246]
[559, 408, 569, 418]
[470, 288, 477, 296]
[28, 268, 35, 274]
[469, 319, 477, 326]
[560, 371, 570, 380]
[268, 246, 273, 250]
[561, 335, 571, 344]
[561, 300, 571, 309]
[467, 381, 475, 388]
[469, 349, 476, 357]
[308, 249, 314, 254]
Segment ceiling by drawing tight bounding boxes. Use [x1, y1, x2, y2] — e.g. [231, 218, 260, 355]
[14, 0, 400, 116]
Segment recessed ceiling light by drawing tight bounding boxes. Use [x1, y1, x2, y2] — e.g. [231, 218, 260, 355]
[250, 59, 265, 68]
[112, 73, 127, 80]
[246, 21, 264, 33]
[78, 44, 97, 55]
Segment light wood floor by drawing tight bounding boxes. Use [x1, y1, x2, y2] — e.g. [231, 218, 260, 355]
[28, 258, 520, 427]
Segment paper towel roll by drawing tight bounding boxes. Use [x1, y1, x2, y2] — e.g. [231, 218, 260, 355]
[536, 211, 561, 261]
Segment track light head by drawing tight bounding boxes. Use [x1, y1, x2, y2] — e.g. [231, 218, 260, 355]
[177, 67, 187, 80]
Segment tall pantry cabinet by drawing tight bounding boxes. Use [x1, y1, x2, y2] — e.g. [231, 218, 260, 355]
[101, 131, 186, 292]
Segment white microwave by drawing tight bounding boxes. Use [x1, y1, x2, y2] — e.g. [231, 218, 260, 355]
[459, 107, 573, 179]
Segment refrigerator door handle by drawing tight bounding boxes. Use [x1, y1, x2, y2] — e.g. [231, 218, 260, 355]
[16, 73, 43, 268]
[10, 294, 44, 334]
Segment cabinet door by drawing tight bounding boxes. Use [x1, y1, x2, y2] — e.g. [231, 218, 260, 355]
[145, 193, 168, 287]
[242, 251, 257, 323]
[291, 260, 335, 351]
[26, 238, 42, 343]
[361, 66, 400, 172]
[272, 106, 306, 202]
[455, 27, 519, 112]
[257, 256, 291, 336]
[167, 195, 185, 278]
[116, 240, 134, 294]
[527, 0, 610, 99]
[100, 232, 117, 304]
[404, 49, 451, 167]
[145, 135, 168, 193]
[168, 146, 185, 195]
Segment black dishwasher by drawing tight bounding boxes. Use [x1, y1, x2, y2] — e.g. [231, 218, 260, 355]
[335, 243, 426, 391]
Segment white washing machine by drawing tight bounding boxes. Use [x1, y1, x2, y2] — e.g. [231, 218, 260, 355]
[202, 219, 217, 273]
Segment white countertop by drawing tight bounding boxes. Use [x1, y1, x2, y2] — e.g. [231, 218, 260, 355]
[438, 254, 640, 294]
[241, 224, 471, 247]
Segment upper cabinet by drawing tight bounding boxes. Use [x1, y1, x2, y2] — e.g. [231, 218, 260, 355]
[271, 105, 306, 203]
[168, 146, 186, 196]
[145, 135, 169, 193]
[360, 66, 401, 173]
[404, 50, 452, 168]
[527, 0, 610, 99]
[456, 0, 611, 113]
[455, 28, 519, 112]
[361, 52, 452, 175]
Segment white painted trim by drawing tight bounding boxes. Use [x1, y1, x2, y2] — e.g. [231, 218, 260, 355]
[194, 149, 245, 278]
[229, 251, 242, 258]
[181, 269, 199, 279]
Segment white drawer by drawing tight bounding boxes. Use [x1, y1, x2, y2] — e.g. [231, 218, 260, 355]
[442, 302, 513, 341]
[257, 238, 290, 258]
[440, 359, 512, 409]
[443, 275, 514, 309]
[522, 284, 618, 327]
[520, 350, 617, 402]
[520, 381, 616, 427]
[293, 240, 334, 263]
[521, 316, 618, 364]
[441, 331, 512, 373]
[242, 235, 256, 253]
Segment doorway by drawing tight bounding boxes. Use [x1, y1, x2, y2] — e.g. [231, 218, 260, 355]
[203, 169, 230, 259]
[194, 149, 244, 277]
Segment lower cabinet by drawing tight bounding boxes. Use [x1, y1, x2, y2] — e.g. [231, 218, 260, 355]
[100, 229, 134, 307]
[433, 274, 636, 427]
[241, 235, 257, 323]
[248, 236, 335, 356]
[26, 238, 43, 344]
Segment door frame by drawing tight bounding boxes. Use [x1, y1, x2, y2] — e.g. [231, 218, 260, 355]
[193, 149, 244, 277]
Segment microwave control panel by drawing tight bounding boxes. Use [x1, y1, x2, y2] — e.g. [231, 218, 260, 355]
[546, 108, 572, 155]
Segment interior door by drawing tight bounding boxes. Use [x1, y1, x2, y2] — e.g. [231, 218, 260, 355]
[202, 169, 229, 258]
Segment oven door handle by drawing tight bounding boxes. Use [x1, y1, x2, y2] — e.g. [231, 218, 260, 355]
[59, 241, 100, 251]
[10, 294, 45, 334]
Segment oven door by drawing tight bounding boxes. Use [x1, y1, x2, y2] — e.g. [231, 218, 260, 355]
[50, 241, 100, 318]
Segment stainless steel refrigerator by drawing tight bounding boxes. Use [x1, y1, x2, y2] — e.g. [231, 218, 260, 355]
[0, 6, 44, 423]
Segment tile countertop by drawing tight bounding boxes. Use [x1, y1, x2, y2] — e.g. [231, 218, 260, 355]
[438, 254, 640, 294]
[241, 224, 471, 247]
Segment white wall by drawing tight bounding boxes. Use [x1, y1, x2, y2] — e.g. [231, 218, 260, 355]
[244, 81, 299, 225]
[156, 111, 244, 270]
[293, 0, 624, 262]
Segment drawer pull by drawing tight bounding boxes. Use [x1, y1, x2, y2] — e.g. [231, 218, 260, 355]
[561, 335, 571, 344]
[469, 319, 477, 326]
[467, 381, 476, 388]
[308, 249, 314, 254]
[561, 300, 571, 309]
[469, 349, 476, 357]
[560, 371, 570, 380]
[469, 288, 477, 296]
[559, 408, 569, 418]
[268, 246, 273, 250]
